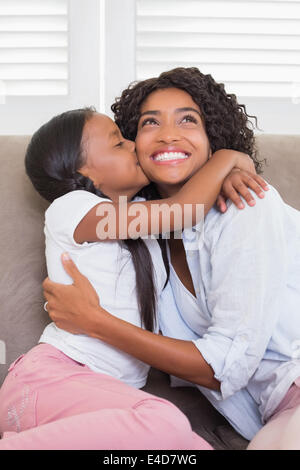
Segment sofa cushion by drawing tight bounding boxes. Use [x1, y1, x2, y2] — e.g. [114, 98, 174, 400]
[0, 136, 50, 386]
[256, 134, 300, 211]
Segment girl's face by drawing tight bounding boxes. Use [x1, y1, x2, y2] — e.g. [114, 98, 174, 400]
[135, 88, 211, 196]
[79, 113, 149, 201]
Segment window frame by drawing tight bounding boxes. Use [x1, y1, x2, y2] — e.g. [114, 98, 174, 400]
[103, 0, 136, 116]
[0, 0, 102, 135]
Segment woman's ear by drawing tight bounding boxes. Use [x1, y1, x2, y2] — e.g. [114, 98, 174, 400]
[208, 148, 212, 159]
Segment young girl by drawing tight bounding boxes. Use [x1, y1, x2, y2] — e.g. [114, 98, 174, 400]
[0, 107, 265, 450]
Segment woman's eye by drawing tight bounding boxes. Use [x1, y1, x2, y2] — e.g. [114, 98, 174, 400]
[141, 117, 158, 127]
[115, 141, 124, 147]
[181, 114, 198, 124]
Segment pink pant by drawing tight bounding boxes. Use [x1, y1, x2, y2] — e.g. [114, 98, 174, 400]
[0, 344, 212, 450]
[247, 377, 300, 450]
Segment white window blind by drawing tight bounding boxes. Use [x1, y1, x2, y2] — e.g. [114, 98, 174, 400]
[0, 0, 68, 97]
[0, 0, 103, 135]
[136, 0, 300, 99]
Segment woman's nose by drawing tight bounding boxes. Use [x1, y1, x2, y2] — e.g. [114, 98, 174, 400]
[157, 125, 180, 143]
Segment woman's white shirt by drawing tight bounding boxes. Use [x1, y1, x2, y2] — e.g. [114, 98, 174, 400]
[39, 190, 167, 389]
[158, 185, 300, 439]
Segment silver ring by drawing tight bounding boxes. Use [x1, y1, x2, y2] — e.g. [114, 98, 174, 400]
[43, 301, 48, 312]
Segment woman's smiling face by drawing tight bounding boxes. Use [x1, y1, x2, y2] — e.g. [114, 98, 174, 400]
[135, 87, 211, 195]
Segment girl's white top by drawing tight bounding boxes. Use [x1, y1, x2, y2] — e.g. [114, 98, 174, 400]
[158, 185, 300, 440]
[39, 190, 167, 389]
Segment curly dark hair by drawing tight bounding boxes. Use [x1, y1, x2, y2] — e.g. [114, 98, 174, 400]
[111, 67, 264, 174]
[112, 67, 265, 286]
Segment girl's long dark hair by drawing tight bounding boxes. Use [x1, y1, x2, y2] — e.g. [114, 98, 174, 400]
[25, 107, 158, 332]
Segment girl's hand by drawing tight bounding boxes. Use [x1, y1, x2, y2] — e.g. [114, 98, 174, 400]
[216, 169, 269, 213]
[43, 253, 103, 335]
[234, 151, 257, 174]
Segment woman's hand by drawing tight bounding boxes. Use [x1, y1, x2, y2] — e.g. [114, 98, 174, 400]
[43, 257, 219, 390]
[43, 253, 103, 335]
[216, 168, 269, 213]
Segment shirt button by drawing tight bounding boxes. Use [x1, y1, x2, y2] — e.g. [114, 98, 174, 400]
[240, 334, 249, 342]
[187, 250, 197, 257]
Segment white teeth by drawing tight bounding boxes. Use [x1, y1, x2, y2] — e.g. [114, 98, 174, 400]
[153, 152, 189, 161]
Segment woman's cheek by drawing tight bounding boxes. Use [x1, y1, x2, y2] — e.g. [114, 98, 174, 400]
[135, 139, 148, 163]
[137, 156, 150, 174]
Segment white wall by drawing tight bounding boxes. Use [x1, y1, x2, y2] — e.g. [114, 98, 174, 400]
[242, 98, 300, 135]
[104, 0, 136, 116]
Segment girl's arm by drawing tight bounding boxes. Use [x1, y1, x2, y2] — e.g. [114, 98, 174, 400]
[74, 149, 258, 243]
[43, 254, 220, 390]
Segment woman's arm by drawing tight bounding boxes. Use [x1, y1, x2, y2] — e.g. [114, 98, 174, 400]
[94, 310, 220, 390]
[43, 253, 220, 390]
[74, 149, 259, 243]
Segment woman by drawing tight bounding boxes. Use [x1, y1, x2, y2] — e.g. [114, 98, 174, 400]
[43, 68, 300, 450]
[0, 101, 262, 449]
